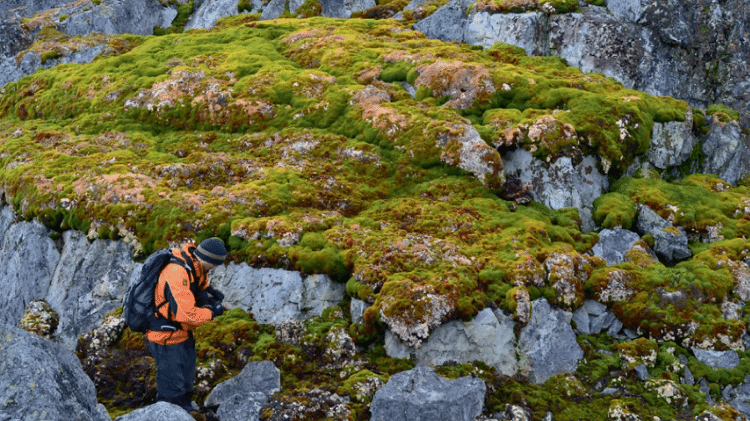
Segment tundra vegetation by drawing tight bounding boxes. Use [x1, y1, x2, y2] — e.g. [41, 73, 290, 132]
[1, 9, 749, 421]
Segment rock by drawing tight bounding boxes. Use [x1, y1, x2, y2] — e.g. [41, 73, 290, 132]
[692, 347, 740, 369]
[0, 207, 61, 328]
[204, 360, 281, 409]
[502, 149, 607, 232]
[413, 0, 470, 42]
[701, 116, 750, 185]
[435, 123, 504, 189]
[730, 375, 750, 417]
[350, 298, 368, 324]
[635, 205, 691, 263]
[572, 299, 624, 335]
[319, 324, 358, 369]
[210, 263, 345, 324]
[46, 230, 136, 350]
[647, 110, 697, 169]
[500, 404, 532, 421]
[215, 392, 267, 421]
[518, 298, 583, 384]
[682, 365, 695, 386]
[18, 300, 59, 339]
[113, 402, 194, 421]
[384, 308, 518, 376]
[464, 12, 543, 55]
[274, 320, 305, 346]
[0, 44, 107, 89]
[320, 0, 376, 18]
[0, 324, 110, 421]
[260, 0, 305, 20]
[370, 365, 485, 421]
[634, 364, 651, 380]
[56, 0, 177, 37]
[185, 0, 240, 30]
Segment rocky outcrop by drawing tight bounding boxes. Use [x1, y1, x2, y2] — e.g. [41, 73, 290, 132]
[0, 324, 110, 421]
[418, 1, 750, 130]
[370, 365, 485, 421]
[518, 298, 583, 384]
[0, 206, 60, 328]
[635, 204, 691, 264]
[0, 204, 345, 351]
[210, 263, 346, 324]
[592, 229, 642, 266]
[186, 0, 376, 29]
[0, 0, 178, 89]
[385, 307, 518, 376]
[113, 402, 194, 421]
[204, 360, 280, 411]
[502, 149, 607, 232]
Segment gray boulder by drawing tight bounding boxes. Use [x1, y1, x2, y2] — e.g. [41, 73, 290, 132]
[572, 299, 623, 337]
[56, 0, 177, 37]
[592, 228, 642, 266]
[635, 205, 691, 263]
[216, 392, 268, 421]
[350, 298, 368, 324]
[413, 0, 470, 42]
[384, 308, 518, 376]
[0, 207, 61, 327]
[113, 402, 194, 421]
[518, 298, 583, 384]
[502, 149, 607, 232]
[46, 230, 136, 350]
[204, 360, 281, 409]
[730, 375, 750, 417]
[464, 12, 544, 55]
[369, 365, 485, 421]
[210, 263, 345, 324]
[320, 0, 376, 18]
[701, 116, 750, 185]
[0, 45, 106, 91]
[186, 0, 240, 30]
[692, 347, 740, 369]
[0, 324, 110, 421]
[647, 110, 697, 169]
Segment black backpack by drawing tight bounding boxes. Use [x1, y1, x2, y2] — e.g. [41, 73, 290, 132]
[122, 248, 196, 333]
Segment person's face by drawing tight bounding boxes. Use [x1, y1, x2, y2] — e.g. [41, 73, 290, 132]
[202, 261, 217, 271]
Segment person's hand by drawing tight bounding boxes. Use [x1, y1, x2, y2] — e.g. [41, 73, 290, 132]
[206, 286, 225, 302]
[210, 302, 224, 319]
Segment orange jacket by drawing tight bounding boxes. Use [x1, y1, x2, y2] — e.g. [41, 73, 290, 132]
[146, 243, 214, 345]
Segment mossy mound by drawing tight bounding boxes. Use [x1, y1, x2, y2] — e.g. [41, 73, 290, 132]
[0, 16, 692, 343]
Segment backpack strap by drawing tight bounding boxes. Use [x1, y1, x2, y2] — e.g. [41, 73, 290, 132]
[152, 252, 200, 330]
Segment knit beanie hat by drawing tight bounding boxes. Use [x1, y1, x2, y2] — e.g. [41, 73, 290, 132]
[195, 237, 227, 266]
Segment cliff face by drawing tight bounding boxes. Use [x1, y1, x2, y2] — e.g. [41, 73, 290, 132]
[0, 0, 750, 419]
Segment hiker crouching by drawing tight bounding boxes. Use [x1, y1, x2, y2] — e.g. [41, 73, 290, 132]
[146, 237, 227, 413]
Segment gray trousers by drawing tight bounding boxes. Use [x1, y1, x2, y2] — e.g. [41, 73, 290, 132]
[147, 336, 196, 411]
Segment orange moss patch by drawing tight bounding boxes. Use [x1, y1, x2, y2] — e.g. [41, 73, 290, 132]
[414, 61, 496, 110]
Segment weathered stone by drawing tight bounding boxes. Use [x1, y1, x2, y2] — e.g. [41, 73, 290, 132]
[502, 149, 607, 232]
[692, 347, 740, 369]
[114, 402, 193, 421]
[384, 308, 518, 376]
[57, 0, 177, 37]
[215, 392, 267, 421]
[635, 205, 691, 263]
[648, 110, 696, 169]
[263, 388, 352, 420]
[0, 324, 110, 421]
[592, 229, 641, 266]
[204, 360, 281, 409]
[370, 365, 485, 421]
[463, 12, 542, 54]
[350, 298, 368, 324]
[320, 0, 376, 18]
[186, 0, 240, 30]
[210, 263, 345, 324]
[702, 116, 750, 185]
[0, 207, 61, 328]
[46, 230, 136, 350]
[434, 123, 504, 189]
[413, 0, 470, 42]
[518, 298, 583, 384]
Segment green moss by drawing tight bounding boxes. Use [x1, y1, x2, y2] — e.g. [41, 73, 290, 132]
[706, 103, 740, 122]
[592, 192, 636, 229]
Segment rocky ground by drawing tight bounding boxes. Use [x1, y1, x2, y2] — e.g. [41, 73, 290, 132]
[1, 0, 750, 420]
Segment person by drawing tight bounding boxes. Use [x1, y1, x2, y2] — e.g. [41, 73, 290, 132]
[145, 237, 228, 413]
